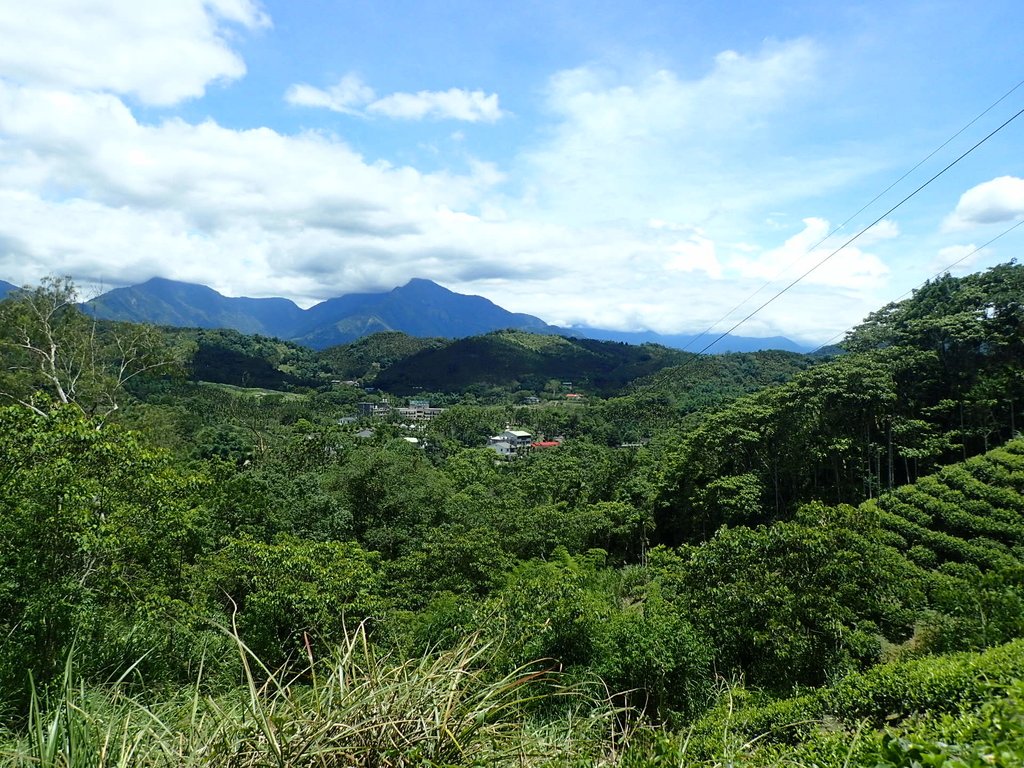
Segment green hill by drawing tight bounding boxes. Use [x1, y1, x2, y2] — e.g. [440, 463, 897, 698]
[371, 330, 693, 396]
[317, 331, 447, 381]
[630, 348, 816, 412]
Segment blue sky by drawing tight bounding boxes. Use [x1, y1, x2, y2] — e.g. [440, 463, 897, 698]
[1, 1, 1022, 343]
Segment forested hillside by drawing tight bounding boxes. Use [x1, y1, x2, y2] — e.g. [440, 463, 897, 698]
[318, 331, 448, 381]
[372, 330, 695, 396]
[0, 264, 1023, 766]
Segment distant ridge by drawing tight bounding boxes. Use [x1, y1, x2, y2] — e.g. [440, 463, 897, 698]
[82, 277, 808, 353]
[558, 326, 811, 354]
[85, 277, 308, 337]
[290, 278, 551, 347]
[85, 277, 552, 349]
[0, 279, 18, 300]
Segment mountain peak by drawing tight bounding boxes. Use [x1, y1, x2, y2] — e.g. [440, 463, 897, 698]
[397, 278, 451, 294]
[135, 277, 221, 297]
[81, 276, 807, 353]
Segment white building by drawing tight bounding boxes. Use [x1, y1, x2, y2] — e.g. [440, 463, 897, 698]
[487, 440, 514, 458]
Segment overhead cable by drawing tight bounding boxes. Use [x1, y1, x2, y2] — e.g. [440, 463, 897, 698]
[679, 78, 1024, 353]
[689, 102, 1024, 358]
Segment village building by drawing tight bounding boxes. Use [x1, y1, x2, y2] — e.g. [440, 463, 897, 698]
[396, 402, 445, 421]
[491, 429, 532, 450]
[531, 440, 560, 449]
[487, 440, 514, 459]
[358, 401, 391, 417]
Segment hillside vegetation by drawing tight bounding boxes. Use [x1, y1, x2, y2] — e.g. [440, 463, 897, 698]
[1, 263, 1023, 766]
[318, 331, 447, 381]
[372, 329, 695, 395]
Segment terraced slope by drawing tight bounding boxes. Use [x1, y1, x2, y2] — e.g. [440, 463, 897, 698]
[869, 440, 1024, 572]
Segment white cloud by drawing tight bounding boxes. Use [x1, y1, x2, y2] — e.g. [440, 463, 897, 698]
[287, 73, 505, 122]
[728, 218, 890, 289]
[0, 80, 507, 302]
[285, 74, 375, 115]
[928, 244, 986, 275]
[857, 218, 900, 245]
[518, 38, 826, 227]
[665, 233, 722, 278]
[0, 21, 898, 344]
[368, 88, 503, 122]
[943, 176, 1024, 231]
[0, 81, 504, 221]
[0, 0, 268, 105]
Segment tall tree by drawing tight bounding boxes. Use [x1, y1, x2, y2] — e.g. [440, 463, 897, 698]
[0, 276, 184, 424]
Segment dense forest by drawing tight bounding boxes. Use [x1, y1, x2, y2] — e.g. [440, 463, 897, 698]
[1, 263, 1023, 766]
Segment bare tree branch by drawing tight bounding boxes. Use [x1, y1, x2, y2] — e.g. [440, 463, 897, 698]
[0, 276, 185, 425]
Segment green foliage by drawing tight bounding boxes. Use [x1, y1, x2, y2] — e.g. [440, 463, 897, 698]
[195, 538, 384, 668]
[155, 326, 329, 390]
[0, 404, 210, 701]
[631, 348, 815, 413]
[319, 331, 454, 381]
[866, 685, 1024, 768]
[656, 265, 1024, 546]
[595, 583, 712, 720]
[486, 550, 609, 674]
[4, 265, 1024, 766]
[669, 639, 1024, 766]
[331, 439, 453, 557]
[390, 523, 514, 599]
[658, 513, 911, 689]
[425, 403, 509, 448]
[373, 330, 693, 397]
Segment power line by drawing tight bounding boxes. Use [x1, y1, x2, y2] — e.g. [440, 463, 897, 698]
[689, 101, 1024, 358]
[808, 216, 1024, 355]
[679, 78, 1024, 353]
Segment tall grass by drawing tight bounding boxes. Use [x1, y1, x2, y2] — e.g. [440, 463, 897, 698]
[0, 624, 625, 767]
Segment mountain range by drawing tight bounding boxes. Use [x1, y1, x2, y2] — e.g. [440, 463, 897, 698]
[12, 276, 808, 353]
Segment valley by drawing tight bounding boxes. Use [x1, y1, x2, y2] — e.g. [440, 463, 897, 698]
[0, 263, 1023, 766]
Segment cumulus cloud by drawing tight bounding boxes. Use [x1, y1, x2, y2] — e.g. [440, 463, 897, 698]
[943, 176, 1024, 231]
[0, 81, 505, 221]
[518, 38, 826, 228]
[648, 220, 723, 278]
[287, 73, 504, 122]
[857, 218, 900, 245]
[0, 14, 897, 343]
[0, 78, 508, 302]
[728, 217, 890, 289]
[0, 0, 268, 105]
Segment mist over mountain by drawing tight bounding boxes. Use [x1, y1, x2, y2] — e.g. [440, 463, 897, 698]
[81, 277, 808, 352]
